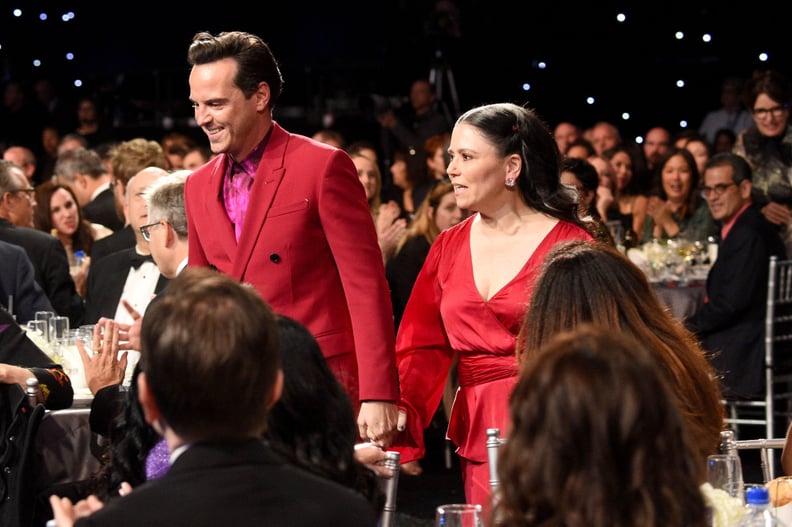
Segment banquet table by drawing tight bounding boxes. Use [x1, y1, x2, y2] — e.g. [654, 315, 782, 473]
[652, 280, 706, 321]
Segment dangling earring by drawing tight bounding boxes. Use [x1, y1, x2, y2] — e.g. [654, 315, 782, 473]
[506, 177, 516, 188]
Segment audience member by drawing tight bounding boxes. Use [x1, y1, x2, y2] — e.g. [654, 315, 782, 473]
[519, 239, 724, 468]
[183, 31, 399, 444]
[83, 168, 169, 326]
[603, 143, 648, 242]
[643, 148, 717, 241]
[49, 268, 379, 527]
[90, 138, 168, 264]
[642, 125, 672, 172]
[56, 133, 88, 155]
[564, 136, 595, 160]
[713, 127, 737, 154]
[682, 133, 712, 176]
[0, 79, 47, 152]
[0, 305, 73, 409]
[552, 121, 581, 155]
[386, 181, 462, 330]
[392, 102, 592, 507]
[0, 160, 83, 325]
[589, 120, 621, 155]
[377, 78, 452, 174]
[3, 145, 38, 184]
[33, 182, 113, 297]
[560, 157, 614, 245]
[72, 96, 114, 148]
[686, 152, 787, 399]
[389, 149, 434, 218]
[733, 69, 792, 255]
[182, 144, 212, 170]
[586, 154, 615, 220]
[0, 239, 54, 323]
[159, 131, 196, 170]
[497, 326, 708, 527]
[267, 314, 385, 511]
[37, 125, 62, 184]
[311, 128, 346, 149]
[350, 150, 406, 263]
[424, 132, 451, 181]
[699, 76, 754, 144]
[54, 147, 123, 231]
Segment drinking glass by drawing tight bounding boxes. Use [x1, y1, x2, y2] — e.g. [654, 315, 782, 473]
[435, 504, 483, 527]
[34, 310, 55, 343]
[707, 454, 745, 503]
[52, 315, 70, 342]
[25, 320, 49, 351]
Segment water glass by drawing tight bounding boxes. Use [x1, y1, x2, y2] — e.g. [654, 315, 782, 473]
[52, 315, 70, 342]
[435, 504, 483, 527]
[34, 310, 55, 343]
[707, 454, 745, 503]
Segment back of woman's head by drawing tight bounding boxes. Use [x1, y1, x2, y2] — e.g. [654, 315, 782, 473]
[519, 240, 723, 466]
[496, 326, 707, 527]
[266, 315, 382, 507]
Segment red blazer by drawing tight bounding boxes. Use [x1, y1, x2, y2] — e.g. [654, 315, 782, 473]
[184, 123, 399, 402]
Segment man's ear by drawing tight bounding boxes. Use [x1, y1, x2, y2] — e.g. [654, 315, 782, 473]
[265, 369, 283, 410]
[137, 372, 162, 427]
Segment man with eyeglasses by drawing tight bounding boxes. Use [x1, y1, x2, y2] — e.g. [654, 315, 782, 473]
[686, 153, 786, 400]
[0, 160, 84, 325]
[83, 167, 169, 328]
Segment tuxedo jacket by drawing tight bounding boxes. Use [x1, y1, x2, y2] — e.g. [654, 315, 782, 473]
[0, 219, 83, 326]
[184, 123, 398, 402]
[74, 440, 378, 527]
[83, 248, 169, 325]
[0, 240, 53, 323]
[83, 188, 124, 232]
[686, 204, 787, 398]
[90, 224, 136, 264]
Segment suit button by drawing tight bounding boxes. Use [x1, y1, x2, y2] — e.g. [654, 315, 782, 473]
[270, 254, 281, 263]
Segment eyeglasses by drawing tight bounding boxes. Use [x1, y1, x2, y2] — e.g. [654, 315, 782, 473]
[700, 182, 737, 199]
[752, 105, 789, 119]
[139, 220, 165, 241]
[12, 187, 35, 199]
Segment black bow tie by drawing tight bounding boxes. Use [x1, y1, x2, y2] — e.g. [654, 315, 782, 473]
[130, 252, 155, 269]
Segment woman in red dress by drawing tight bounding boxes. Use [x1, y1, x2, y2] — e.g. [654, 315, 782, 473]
[392, 102, 593, 507]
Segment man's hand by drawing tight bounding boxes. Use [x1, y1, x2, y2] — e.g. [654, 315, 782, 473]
[357, 401, 399, 448]
[49, 494, 105, 527]
[78, 318, 128, 394]
[762, 202, 791, 226]
[116, 300, 143, 351]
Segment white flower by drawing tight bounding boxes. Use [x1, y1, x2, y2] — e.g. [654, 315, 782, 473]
[701, 482, 746, 527]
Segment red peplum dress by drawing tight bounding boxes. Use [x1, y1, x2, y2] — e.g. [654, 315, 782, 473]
[392, 214, 592, 506]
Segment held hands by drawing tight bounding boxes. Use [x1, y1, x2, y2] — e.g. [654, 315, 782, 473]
[357, 401, 400, 448]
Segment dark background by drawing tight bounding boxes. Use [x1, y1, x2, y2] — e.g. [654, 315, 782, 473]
[1, 0, 789, 145]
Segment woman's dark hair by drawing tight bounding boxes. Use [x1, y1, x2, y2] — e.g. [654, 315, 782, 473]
[33, 181, 95, 255]
[266, 315, 383, 510]
[455, 102, 581, 226]
[649, 147, 703, 220]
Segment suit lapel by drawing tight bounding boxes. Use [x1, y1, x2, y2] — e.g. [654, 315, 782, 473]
[231, 125, 288, 279]
[205, 155, 238, 261]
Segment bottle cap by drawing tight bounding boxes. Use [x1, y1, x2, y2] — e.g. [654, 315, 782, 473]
[745, 485, 770, 505]
[75, 250, 86, 258]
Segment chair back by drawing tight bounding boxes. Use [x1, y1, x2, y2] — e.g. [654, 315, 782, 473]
[486, 428, 506, 503]
[734, 438, 786, 483]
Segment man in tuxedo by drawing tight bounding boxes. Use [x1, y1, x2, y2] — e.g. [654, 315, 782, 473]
[54, 147, 123, 231]
[83, 168, 168, 325]
[0, 160, 83, 325]
[91, 138, 169, 263]
[184, 31, 399, 446]
[50, 268, 378, 527]
[686, 152, 787, 398]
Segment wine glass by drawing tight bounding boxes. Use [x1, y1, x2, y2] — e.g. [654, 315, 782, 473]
[435, 504, 483, 527]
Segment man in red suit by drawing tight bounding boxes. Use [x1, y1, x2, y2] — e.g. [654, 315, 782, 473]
[183, 31, 399, 445]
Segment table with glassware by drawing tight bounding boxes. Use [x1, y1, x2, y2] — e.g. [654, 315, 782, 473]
[627, 237, 715, 322]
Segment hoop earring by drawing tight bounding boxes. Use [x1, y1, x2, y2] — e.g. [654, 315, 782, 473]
[505, 177, 516, 188]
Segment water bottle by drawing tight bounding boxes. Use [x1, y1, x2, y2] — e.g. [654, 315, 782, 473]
[736, 486, 788, 526]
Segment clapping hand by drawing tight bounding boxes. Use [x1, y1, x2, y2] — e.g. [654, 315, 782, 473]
[78, 318, 128, 394]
